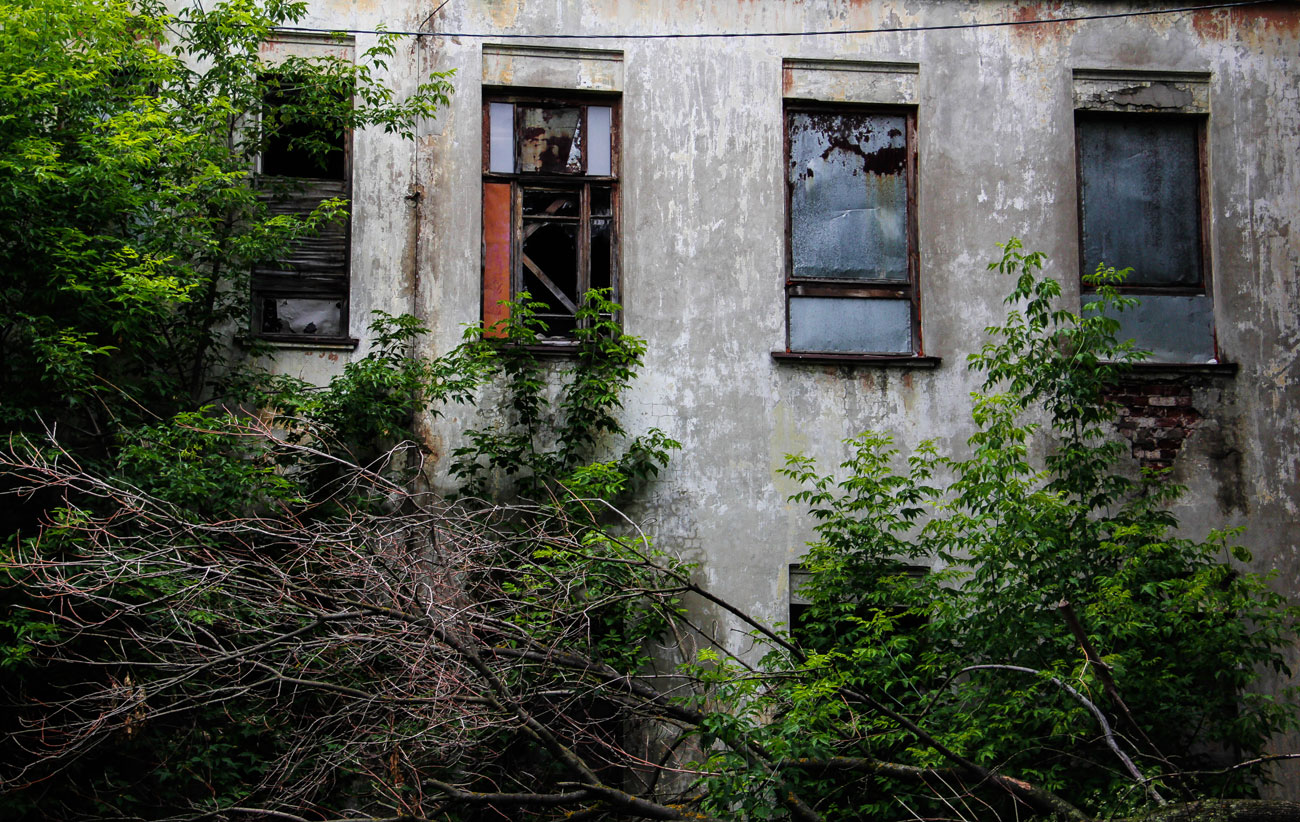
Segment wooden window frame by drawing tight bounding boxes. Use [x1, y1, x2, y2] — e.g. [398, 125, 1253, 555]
[481, 93, 621, 345]
[1075, 111, 1216, 363]
[779, 102, 922, 358]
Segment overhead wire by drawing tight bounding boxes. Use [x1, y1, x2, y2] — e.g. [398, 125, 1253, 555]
[171, 0, 1278, 40]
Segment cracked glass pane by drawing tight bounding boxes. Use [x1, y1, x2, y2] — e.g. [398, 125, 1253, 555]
[789, 111, 908, 281]
[519, 106, 583, 174]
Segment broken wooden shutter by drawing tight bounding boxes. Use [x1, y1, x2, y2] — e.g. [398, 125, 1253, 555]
[252, 177, 349, 337]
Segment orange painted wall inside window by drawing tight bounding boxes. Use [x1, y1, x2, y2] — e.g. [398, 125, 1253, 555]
[482, 182, 512, 336]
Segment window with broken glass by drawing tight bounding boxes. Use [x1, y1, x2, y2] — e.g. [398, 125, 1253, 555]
[1077, 113, 1215, 363]
[251, 74, 352, 342]
[781, 106, 919, 356]
[482, 96, 618, 342]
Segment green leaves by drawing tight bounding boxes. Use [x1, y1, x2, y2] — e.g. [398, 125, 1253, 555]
[0, 11, 457, 814]
[450, 289, 678, 505]
[742, 240, 1300, 820]
[0, 0, 453, 441]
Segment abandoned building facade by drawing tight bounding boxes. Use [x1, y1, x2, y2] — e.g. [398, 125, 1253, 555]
[248, 0, 1300, 791]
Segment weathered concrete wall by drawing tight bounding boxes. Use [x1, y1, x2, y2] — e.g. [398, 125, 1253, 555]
[260, 0, 1300, 795]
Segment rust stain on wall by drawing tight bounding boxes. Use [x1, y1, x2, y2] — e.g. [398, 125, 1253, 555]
[402, 184, 423, 300]
[1192, 6, 1300, 43]
[483, 0, 521, 29]
[1006, 1, 1078, 48]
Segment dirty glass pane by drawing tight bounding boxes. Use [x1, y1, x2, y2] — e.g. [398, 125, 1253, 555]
[588, 106, 612, 176]
[260, 297, 343, 336]
[519, 106, 583, 174]
[523, 189, 578, 216]
[1079, 118, 1201, 286]
[591, 218, 612, 293]
[789, 111, 908, 281]
[591, 186, 612, 216]
[789, 296, 912, 353]
[522, 222, 578, 313]
[1083, 294, 1214, 362]
[489, 102, 514, 173]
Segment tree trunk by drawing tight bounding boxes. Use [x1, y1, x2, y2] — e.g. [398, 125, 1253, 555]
[1120, 800, 1300, 822]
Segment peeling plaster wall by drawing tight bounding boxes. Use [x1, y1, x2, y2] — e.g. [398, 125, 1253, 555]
[265, 0, 1300, 794]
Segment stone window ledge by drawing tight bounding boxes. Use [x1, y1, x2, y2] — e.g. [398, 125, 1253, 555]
[771, 351, 940, 368]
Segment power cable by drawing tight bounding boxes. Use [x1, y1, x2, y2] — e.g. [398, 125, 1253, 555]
[173, 0, 1279, 41]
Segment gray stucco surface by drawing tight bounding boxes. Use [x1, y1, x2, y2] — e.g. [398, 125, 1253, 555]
[253, 1, 1300, 795]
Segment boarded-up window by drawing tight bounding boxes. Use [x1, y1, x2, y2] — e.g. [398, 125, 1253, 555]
[482, 96, 618, 342]
[783, 108, 919, 355]
[1077, 115, 1213, 362]
[251, 75, 351, 341]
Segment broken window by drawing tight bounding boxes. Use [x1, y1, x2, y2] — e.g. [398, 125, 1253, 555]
[782, 107, 919, 355]
[483, 95, 618, 342]
[1077, 114, 1214, 362]
[251, 73, 351, 341]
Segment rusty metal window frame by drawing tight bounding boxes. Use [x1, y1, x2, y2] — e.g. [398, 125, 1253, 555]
[779, 102, 923, 360]
[250, 75, 355, 345]
[1074, 111, 1217, 363]
[482, 92, 621, 344]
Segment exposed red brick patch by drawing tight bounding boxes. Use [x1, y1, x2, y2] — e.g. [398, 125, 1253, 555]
[1106, 381, 1201, 470]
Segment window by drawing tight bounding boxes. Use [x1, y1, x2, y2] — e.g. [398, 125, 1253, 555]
[1072, 67, 1215, 365]
[251, 73, 352, 342]
[788, 563, 929, 650]
[781, 106, 919, 356]
[482, 95, 618, 342]
[1077, 113, 1213, 363]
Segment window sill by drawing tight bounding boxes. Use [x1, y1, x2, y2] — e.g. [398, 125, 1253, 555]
[522, 342, 583, 358]
[237, 335, 360, 351]
[1123, 361, 1237, 377]
[771, 351, 940, 368]
[475, 341, 586, 358]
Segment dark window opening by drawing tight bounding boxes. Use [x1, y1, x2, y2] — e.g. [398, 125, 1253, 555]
[1077, 113, 1214, 363]
[260, 74, 346, 179]
[483, 96, 619, 343]
[788, 564, 929, 650]
[783, 106, 919, 356]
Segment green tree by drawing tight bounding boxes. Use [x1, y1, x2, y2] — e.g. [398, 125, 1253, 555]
[0, 0, 451, 445]
[0, 1, 455, 815]
[691, 240, 1298, 821]
[6, 240, 1295, 822]
[449, 290, 678, 506]
[0, 290, 687, 819]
